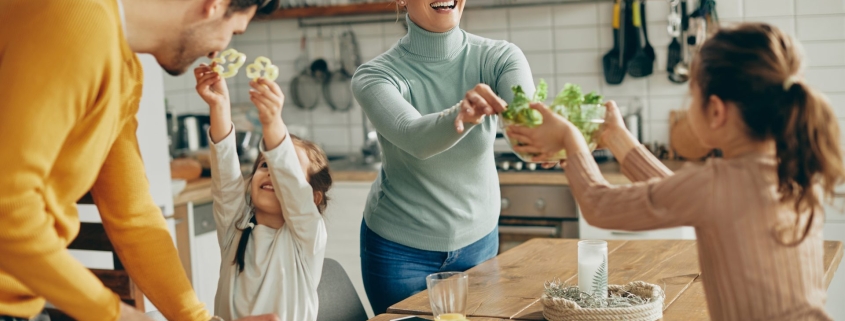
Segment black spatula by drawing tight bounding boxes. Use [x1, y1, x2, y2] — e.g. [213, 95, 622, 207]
[627, 0, 653, 77]
[667, 0, 686, 74]
[641, 0, 656, 64]
[603, 0, 625, 84]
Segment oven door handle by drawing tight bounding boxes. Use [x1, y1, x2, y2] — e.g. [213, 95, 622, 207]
[498, 225, 559, 236]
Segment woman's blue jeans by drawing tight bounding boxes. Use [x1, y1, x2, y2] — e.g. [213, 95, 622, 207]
[360, 220, 499, 314]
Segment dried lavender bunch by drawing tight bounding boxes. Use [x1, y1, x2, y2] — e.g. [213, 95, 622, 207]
[543, 280, 654, 309]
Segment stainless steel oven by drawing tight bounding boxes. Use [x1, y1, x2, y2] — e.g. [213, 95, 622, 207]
[498, 184, 579, 253]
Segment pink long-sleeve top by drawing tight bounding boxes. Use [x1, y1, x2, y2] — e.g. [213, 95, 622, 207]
[564, 145, 830, 321]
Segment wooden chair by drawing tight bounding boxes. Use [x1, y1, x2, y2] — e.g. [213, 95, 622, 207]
[47, 193, 145, 321]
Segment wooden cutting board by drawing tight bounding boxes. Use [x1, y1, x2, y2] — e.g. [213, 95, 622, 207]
[670, 110, 712, 160]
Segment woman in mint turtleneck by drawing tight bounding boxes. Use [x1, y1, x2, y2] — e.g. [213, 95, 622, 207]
[351, 0, 534, 313]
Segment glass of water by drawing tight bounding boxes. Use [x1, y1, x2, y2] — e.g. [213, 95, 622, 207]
[426, 272, 469, 321]
[578, 240, 609, 298]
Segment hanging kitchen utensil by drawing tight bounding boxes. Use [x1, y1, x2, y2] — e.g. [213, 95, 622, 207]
[290, 68, 320, 110]
[669, 0, 690, 83]
[641, 0, 656, 71]
[294, 33, 310, 73]
[290, 33, 320, 110]
[339, 28, 362, 77]
[622, 0, 639, 65]
[627, 0, 653, 77]
[617, 0, 627, 70]
[602, 0, 625, 84]
[694, 0, 719, 36]
[323, 30, 354, 111]
[666, 0, 682, 73]
[310, 28, 330, 83]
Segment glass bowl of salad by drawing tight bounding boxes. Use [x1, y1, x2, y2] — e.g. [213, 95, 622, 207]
[499, 81, 606, 163]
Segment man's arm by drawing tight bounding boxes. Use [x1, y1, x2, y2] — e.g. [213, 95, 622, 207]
[92, 117, 210, 321]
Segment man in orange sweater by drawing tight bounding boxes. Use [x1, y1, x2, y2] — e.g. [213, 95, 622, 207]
[0, 1, 282, 321]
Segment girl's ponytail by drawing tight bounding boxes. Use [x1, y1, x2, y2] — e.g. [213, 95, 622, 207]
[773, 81, 845, 243]
[234, 215, 258, 273]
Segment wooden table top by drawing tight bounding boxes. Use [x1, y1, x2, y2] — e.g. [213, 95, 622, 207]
[387, 239, 844, 320]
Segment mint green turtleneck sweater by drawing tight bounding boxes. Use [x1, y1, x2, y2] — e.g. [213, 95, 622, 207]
[351, 16, 534, 252]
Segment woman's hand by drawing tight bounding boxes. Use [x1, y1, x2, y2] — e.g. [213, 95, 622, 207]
[455, 84, 508, 133]
[195, 63, 232, 143]
[250, 78, 287, 150]
[195, 63, 230, 109]
[506, 103, 590, 161]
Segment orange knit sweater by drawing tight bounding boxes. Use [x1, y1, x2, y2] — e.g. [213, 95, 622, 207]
[0, 1, 210, 321]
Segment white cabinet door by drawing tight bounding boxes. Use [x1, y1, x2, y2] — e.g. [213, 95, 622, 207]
[186, 202, 221, 315]
[824, 222, 845, 320]
[322, 181, 373, 318]
[194, 231, 222, 314]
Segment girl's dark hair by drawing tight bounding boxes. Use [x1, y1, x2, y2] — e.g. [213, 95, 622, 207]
[234, 135, 333, 272]
[692, 23, 845, 244]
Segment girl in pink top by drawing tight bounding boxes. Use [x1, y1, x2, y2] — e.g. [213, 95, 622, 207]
[508, 23, 844, 321]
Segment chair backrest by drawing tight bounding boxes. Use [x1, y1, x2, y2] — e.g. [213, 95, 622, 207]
[317, 258, 368, 321]
[47, 218, 145, 321]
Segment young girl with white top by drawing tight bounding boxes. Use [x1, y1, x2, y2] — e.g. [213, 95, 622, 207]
[193, 63, 332, 321]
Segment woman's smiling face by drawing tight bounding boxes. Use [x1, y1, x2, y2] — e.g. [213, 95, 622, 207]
[403, 0, 466, 33]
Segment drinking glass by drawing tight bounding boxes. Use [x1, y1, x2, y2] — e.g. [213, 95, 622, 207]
[578, 240, 609, 298]
[426, 272, 468, 321]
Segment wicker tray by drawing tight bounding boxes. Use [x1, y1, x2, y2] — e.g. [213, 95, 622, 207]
[542, 281, 664, 321]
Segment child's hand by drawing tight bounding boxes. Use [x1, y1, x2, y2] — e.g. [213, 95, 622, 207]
[507, 103, 587, 161]
[250, 78, 287, 150]
[250, 78, 285, 126]
[596, 101, 640, 160]
[194, 63, 230, 110]
[598, 100, 634, 147]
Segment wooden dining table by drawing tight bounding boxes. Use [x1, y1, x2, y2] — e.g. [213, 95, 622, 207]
[376, 239, 844, 321]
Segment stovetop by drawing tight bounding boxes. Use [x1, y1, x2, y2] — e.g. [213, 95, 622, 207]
[494, 149, 614, 172]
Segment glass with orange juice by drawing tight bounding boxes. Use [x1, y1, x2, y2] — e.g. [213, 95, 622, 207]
[426, 272, 469, 321]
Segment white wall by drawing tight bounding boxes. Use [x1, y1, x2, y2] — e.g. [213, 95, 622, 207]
[161, 0, 845, 156]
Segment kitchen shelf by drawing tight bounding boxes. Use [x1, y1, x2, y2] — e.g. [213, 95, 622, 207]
[258, 0, 608, 21]
[258, 2, 396, 20]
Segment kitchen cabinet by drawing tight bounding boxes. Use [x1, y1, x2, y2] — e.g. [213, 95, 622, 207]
[173, 200, 221, 315]
[323, 181, 374, 318]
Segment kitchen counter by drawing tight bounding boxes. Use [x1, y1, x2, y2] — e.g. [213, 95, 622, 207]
[172, 160, 691, 205]
[174, 178, 213, 206]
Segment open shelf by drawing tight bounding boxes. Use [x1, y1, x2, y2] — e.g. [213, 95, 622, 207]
[258, 2, 396, 20]
[257, 0, 609, 22]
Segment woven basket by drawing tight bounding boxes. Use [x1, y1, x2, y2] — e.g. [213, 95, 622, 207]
[542, 281, 664, 321]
